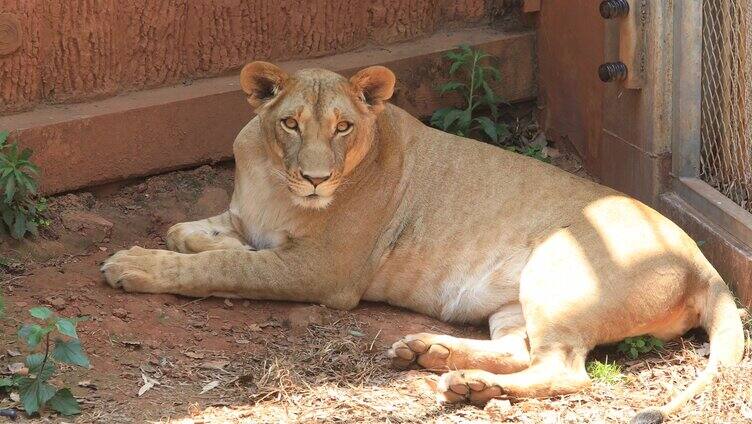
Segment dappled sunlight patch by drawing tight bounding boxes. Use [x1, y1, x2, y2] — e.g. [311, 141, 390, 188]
[178, 373, 441, 423]
[160, 332, 752, 423]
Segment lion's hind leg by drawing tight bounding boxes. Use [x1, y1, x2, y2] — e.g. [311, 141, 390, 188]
[166, 211, 251, 253]
[436, 303, 591, 404]
[437, 346, 591, 404]
[388, 303, 530, 374]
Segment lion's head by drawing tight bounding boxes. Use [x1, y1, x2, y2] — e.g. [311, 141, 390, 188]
[240, 61, 396, 209]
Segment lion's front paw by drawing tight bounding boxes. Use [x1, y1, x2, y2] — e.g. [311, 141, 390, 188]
[388, 333, 451, 370]
[166, 223, 251, 253]
[438, 370, 503, 404]
[101, 246, 172, 293]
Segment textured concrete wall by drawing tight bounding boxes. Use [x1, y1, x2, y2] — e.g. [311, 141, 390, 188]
[0, 0, 492, 114]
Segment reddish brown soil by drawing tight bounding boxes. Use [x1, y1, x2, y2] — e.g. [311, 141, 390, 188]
[0, 164, 484, 422]
[0, 161, 749, 423]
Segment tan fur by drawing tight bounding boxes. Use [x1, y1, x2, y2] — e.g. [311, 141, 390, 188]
[102, 63, 745, 422]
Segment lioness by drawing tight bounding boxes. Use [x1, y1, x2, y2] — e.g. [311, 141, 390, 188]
[102, 62, 744, 423]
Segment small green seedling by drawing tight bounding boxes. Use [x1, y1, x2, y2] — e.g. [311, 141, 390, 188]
[0, 130, 48, 239]
[430, 45, 510, 143]
[586, 359, 623, 384]
[0, 306, 90, 416]
[617, 335, 664, 359]
[505, 144, 551, 163]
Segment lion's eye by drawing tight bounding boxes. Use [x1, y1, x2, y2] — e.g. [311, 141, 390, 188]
[282, 117, 298, 130]
[336, 121, 352, 133]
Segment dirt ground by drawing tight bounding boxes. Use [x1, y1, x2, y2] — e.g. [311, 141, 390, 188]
[0, 154, 751, 423]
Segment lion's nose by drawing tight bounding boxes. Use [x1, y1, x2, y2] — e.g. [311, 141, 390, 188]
[302, 172, 331, 188]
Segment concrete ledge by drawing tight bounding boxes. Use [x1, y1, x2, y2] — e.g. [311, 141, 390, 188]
[660, 193, 752, 306]
[0, 27, 536, 195]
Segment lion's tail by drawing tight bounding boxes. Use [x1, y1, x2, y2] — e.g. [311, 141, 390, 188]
[630, 276, 745, 424]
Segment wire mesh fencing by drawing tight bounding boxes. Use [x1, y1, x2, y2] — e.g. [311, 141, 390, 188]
[699, 0, 752, 212]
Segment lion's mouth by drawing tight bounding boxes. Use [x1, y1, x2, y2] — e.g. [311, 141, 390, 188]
[292, 192, 333, 209]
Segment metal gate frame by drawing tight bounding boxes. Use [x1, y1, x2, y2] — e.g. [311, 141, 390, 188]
[671, 0, 752, 247]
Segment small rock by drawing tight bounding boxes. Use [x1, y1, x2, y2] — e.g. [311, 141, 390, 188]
[61, 210, 114, 235]
[121, 340, 142, 349]
[189, 320, 206, 328]
[140, 363, 156, 374]
[7, 363, 25, 374]
[200, 360, 229, 371]
[78, 380, 97, 389]
[184, 351, 205, 360]
[113, 308, 129, 319]
[200, 380, 220, 394]
[242, 301, 250, 307]
[223, 299, 234, 308]
[484, 399, 513, 420]
[15, 239, 70, 263]
[48, 297, 66, 310]
[287, 305, 325, 328]
[0, 408, 18, 420]
[260, 319, 282, 328]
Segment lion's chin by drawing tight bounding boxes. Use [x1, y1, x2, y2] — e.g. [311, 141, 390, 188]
[291, 194, 334, 210]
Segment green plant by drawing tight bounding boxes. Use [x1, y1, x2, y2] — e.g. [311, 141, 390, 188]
[430, 45, 510, 143]
[0, 306, 90, 416]
[506, 145, 551, 163]
[586, 359, 623, 384]
[0, 130, 47, 239]
[617, 335, 664, 359]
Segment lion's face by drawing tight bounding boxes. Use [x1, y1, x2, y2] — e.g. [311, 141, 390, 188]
[240, 62, 395, 209]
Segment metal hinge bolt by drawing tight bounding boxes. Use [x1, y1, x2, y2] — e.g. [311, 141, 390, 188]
[599, 0, 630, 19]
[598, 62, 628, 83]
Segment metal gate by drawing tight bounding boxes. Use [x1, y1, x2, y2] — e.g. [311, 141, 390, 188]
[699, 0, 752, 212]
[672, 0, 752, 248]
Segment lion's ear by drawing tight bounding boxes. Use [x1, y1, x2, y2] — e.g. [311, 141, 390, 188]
[240, 61, 289, 108]
[350, 66, 396, 110]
